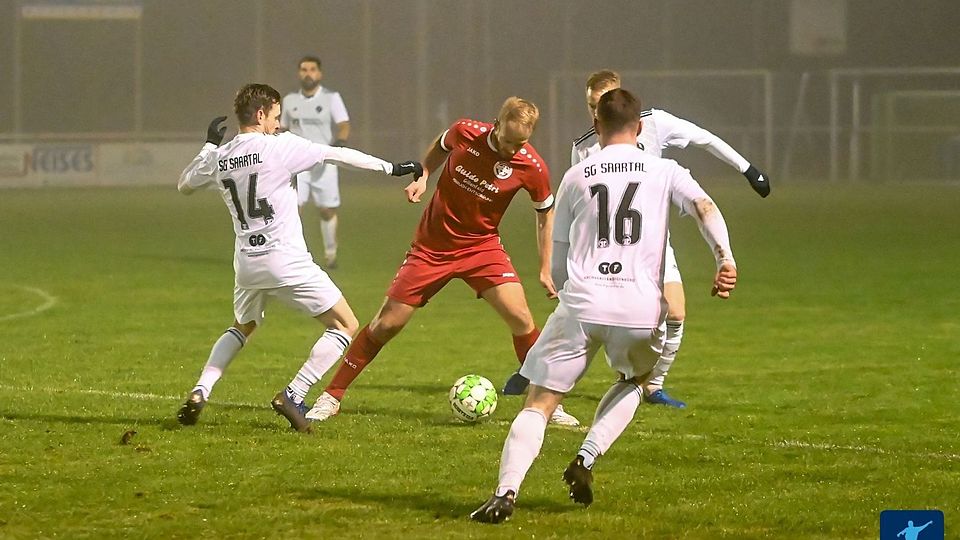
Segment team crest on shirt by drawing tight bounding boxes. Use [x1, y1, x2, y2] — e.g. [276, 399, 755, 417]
[315, 105, 324, 113]
[493, 161, 513, 180]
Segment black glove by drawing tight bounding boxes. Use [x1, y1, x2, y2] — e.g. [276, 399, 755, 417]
[391, 160, 424, 178]
[332, 138, 348, 147]
[206, 116, 228, 146]
[743, 164, 770, 198]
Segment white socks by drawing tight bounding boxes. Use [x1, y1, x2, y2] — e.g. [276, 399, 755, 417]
[320, 215, 338, 264]
[647, 319, 684, 388]
[192, 328, 246, 400]
[286, 329, 352, 404]
[577, 381, 643, 469]
[496, 408, 548, 497]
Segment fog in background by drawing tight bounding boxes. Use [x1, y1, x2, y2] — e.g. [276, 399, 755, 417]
[2, 0, 959, 182]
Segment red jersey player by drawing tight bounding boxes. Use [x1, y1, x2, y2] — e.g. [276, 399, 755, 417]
[305, 97, 581, 426]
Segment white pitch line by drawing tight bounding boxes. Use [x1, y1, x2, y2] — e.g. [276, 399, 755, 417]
[0, 384, 957, 462]
[774, 439, 960, 461]
[0, 285, 58, 322]
[0, 384, 262, 409]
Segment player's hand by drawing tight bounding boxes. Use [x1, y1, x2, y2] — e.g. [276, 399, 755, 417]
[711, 261, 737, 299]
[404, 177, 427, 203]
[206, 116, 228, 146]
[539, 271, 558, 299]
[743, 165, 770, 198]
[392, 160, 423, 178]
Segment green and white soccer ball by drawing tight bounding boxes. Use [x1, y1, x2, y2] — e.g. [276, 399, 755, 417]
[448, 374, 498, 423]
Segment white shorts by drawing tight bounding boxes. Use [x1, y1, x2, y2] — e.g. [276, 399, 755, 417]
[233, 275, 342, 325]
[664, 240, 682, 284]
[297, 163, 340, 208]
[519, 303, 664, 393]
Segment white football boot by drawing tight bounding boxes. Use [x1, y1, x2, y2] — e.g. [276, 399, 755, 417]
[550, 404, 581, 427]
[305, 391, 341, 421]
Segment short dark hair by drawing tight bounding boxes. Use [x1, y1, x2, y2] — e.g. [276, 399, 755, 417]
[298, 55, 322, 70]
[233, 83, 282, 126]
[596, 88, 642, 134]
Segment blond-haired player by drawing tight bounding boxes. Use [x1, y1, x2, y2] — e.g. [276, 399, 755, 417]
[306, 97, 581, 427]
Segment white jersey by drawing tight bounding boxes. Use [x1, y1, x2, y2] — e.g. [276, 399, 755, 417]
[178, 132, 391, 289]
[554, 143, 710, 328]
[281, 86, 349, 145]
[571, 108, 749, 173]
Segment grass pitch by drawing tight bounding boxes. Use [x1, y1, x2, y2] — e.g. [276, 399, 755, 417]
[1, 177, 957, 539]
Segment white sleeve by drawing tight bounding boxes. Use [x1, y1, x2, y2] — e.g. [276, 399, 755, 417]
[178, 143, 218, 194]
[670, 166, 735, 268]
[570, 144, 581, 167]
[275, 132, 391, 175]
[322, 145, 392, 174]
[330, 92, 350, 124]
[653, 109, 750, 173]
[275, 132, 328, 174]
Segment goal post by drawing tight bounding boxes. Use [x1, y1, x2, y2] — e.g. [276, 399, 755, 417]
[828, 67, 960, 183]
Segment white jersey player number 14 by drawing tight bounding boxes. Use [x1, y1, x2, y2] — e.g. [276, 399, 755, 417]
[221, 172, 276, 255]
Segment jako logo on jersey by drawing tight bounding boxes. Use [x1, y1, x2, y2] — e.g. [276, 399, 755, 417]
[494, 161, 513, 179]
[598, 262, 623, 275]
[466, 147, 481, 157]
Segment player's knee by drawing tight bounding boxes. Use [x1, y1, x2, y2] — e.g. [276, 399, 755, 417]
[233, 320, 257, 337]
[666, 308, 685, 323]
[343, 313, 360, 337]
[506, 308, 535, 334]
[368, 316, 405, 342]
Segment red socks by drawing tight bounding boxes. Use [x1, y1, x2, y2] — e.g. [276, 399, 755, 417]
[325, 325, 384, 401]
[512, 328, 540, 365]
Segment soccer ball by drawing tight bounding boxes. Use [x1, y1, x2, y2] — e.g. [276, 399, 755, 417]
[448, 374, 498, 423]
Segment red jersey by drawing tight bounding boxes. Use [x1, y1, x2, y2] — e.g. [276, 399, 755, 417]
[413, 119, 553, 254]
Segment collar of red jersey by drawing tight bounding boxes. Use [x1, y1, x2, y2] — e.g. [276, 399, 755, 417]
[486, 132, 498, 153]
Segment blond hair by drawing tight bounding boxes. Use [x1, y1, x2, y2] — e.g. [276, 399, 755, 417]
[497, 96, 540, 129]
[586, 70, 621, 92]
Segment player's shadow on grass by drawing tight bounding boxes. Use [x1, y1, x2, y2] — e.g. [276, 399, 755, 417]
[301, 485, 572, 519]
[0, 410, 282, 433]
[358, 382, 452, 394]
[0, 411, 172, 428]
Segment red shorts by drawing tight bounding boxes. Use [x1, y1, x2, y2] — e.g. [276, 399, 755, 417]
[387, 245, 521, 307]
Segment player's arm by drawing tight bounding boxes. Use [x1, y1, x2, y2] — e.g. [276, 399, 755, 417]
[333, 121, 350, 146]
[276, 132, 420, 178]
[536, 206, 557, 298]
[178, 116, 226, 195]
[330, 92, 350, 146]
[405, 132, 449, 203]
[671, 167, 737, 298]
[656, 109, 770, 197]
